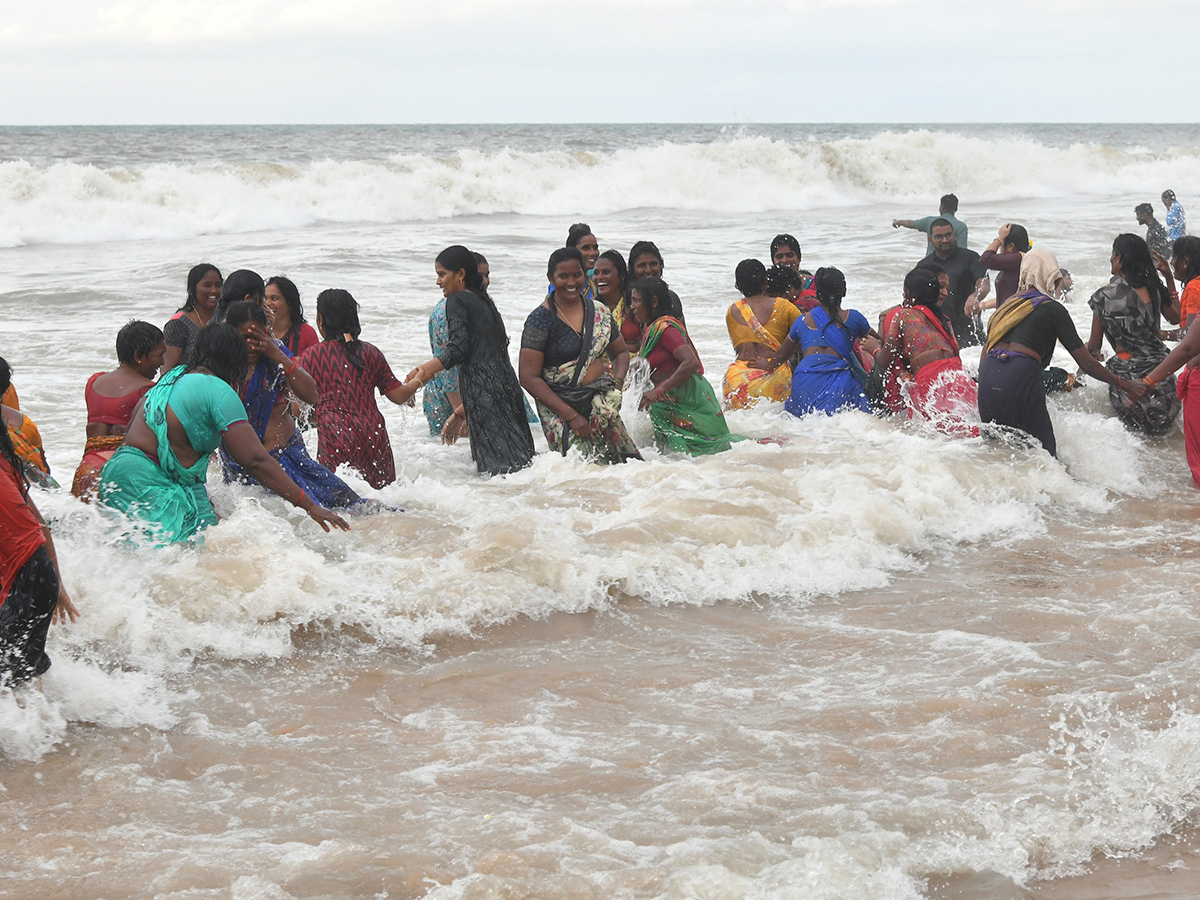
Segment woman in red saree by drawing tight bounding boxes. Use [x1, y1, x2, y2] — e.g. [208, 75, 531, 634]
[874, 268, 979, 437]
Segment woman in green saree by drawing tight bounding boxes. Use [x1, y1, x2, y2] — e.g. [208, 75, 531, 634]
[98, 324, 350, 544]
[519, 247, 641, 464]
[630, 277, 739, 456]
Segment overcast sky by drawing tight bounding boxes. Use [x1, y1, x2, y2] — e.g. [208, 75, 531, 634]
[2, 0, 1194, 124]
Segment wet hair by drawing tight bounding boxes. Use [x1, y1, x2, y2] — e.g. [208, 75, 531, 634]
[472, 251, 488, 267]
[903, 267, 953, 333]
[940, 194, 959, 214]
[265, 276, 306, 349]
[565, 223, 594, 249]
[765, 265, 803, 296]
[1172, 236, 1200, 285]
[182, 263, 222, 313]
[115, 320, 165, 366]
[1135, 202, 1155, 217]
[546, 246, 586, 322]
[628, 240, 664, 274]
[0, 356, 28, 499]
[185, 322, 248, 389]
[436, 244, 508, 346]
[916, 259, 946, 276]
[1005, 225, 1031, 253]
[629, 277, 673, 325]
[1164, 190, 1176, 202]
[734, 259, 768, 297]
[930, 218, 954, 234]
[770, 234, 802, 263]
[214, 269, 265, 323]
[813, 267, 848, 325]
[223, 300, 269, 330]
[595, 249, 631, 319]
[1112, 233, 1168, 305]
[316, 288, 365, 369]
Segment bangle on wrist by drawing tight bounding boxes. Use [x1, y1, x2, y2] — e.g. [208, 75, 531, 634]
[294, 489, 308, 509]
[284, 358, 298, 376]
[1143, 375, 1159, 388]
[454, 407, 466, 419]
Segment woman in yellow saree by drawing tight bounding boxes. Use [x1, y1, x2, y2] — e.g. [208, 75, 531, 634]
[722, 259, 801, 408]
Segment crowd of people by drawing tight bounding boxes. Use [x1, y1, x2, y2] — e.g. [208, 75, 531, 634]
[2, 195, 1198, 692]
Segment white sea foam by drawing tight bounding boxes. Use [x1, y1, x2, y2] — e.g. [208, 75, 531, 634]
[2, 130, 1197, 247]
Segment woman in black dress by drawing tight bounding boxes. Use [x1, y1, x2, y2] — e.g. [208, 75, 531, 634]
[404, 245, 535, 476]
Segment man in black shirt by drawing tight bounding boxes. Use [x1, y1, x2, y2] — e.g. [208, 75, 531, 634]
[917, 219, 989, 347]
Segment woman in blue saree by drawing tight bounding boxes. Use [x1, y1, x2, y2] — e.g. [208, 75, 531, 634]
[219, 302, 367, 510]
[766, 267, 880, 417]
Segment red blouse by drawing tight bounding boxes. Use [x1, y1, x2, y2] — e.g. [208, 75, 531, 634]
[84, 373, 153, 427]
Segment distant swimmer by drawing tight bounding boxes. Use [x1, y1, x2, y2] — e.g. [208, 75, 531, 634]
[916, 219, 990, 348]
[0, 356, 79, 692]
[893, 193, 969, 254]
[980, 248, 1145, 457]
[98, 324, 351, 544]
[72, 320, 164, 500]
[1136, 203, 1170, 259]
[1163, 190, 1187, 241]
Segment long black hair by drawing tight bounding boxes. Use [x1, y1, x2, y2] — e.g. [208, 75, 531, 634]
[596, 248, 630, 320]
[436, 244, 509, 346]
[316, 289, 366, 370]
[629, 277, 673, 326]
[223, 300, 269, 330]
[214, 269, 265, 324]
[266, 275, 306, 352]
[181, 263, 222, 313]
[903, 267, 953, 334]
[813, 267, 848, 326]
[184, 323, 249, 389]
[0, 356, 29, 499]
[1112, 233, 1168, 307]
[1172, 236, 1200, 286]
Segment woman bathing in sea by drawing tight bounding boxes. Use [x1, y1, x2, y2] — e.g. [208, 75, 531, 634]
[72, 321, 165, 499]
[722, 259, 800, 409]
[162, 264, 221, 373]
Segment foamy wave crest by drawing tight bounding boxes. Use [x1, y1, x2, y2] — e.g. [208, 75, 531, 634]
[2, 130, 1198, 247]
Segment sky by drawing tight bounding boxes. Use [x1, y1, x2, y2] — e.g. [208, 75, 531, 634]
[2, 0, 1196, 124]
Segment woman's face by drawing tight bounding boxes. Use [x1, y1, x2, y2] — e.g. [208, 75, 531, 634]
[194, 270, 222, 311]
[135, 341, 167, 380]
[576, 235, 599, 271]
[632, 253, 662, 279]
[593, 258, 621, 301]
[477, 262, 490, 290]
[551, 259, 586, 301]
[263, 284, 292, 331]
[629, 289, 649, 326]
[436, 262, 467, 297]
[772, 245, 800, 270]
[234, 321, 261, 362]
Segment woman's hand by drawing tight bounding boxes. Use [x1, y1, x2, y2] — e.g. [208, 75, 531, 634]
[52, 584, 80, 625]
[306, 504, 351, 533]
[998, 223, 1012, 242]
[639, 387, 660, 411]
[246, 324, 286, 364]
[1118, 378, 1151, 402]
[405, 366, 427, 384]
[1153, 250, 1173, 280]
[568, 412, 594, 439]
[441, 413, 466, 445]
[859, 335, 881, 355]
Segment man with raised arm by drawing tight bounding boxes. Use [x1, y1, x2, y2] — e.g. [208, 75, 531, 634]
[893, 193, 969, 255]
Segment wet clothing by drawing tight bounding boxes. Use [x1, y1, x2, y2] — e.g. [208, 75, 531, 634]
[522, 299, 640, 465]
[73, 374, 154, 499]
[991, 295, 1085, 365]
[723, 297, 800, 408]
[98, 367, 247, 544]
[639, 317, 737, 456]
[436, 290, 535, 476]
[162, 311, 200, 360]
[979, 249, 1023, 306]
[1167, 202, 1186, 242]
[785, 307, 872, 416]
[1089, 279, 1180, 435]
[919, 248, 987, 347]
[1146, 220, 1170, 259]
[423, 298, 463, 435]
[1180, 278, 1200, 328]
[298, 340, 401, 488]
[0, 457, 44, 605]
[0, 546, 58, 688]
[280, 323, 320, 358]
[220, 348, 364, 508]
[978, 352, 1057, 455]
[1179, 367, 1200, 488]
[84, 374, 152, 427]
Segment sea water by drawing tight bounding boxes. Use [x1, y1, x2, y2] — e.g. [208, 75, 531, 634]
[2, 124, 1200, 900]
